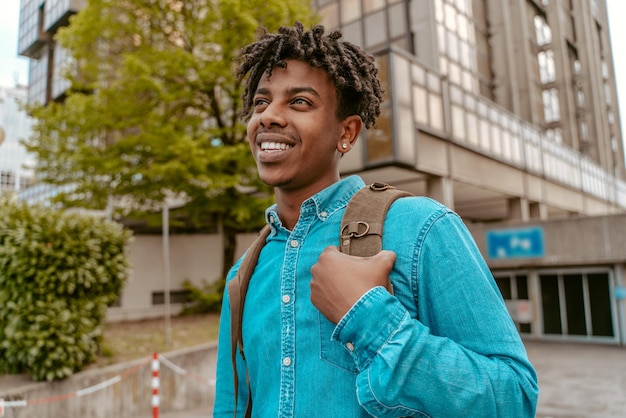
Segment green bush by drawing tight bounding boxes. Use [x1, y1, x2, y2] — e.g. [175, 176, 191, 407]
[0, 199, 132, 381]
[180, 278, 225, 315]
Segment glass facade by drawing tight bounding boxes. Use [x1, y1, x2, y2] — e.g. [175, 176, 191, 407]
[18, 0, 83, 104]
[18, 0, 46, 56]
[314, 0, 625, 207]
[315, 0, 411, 51]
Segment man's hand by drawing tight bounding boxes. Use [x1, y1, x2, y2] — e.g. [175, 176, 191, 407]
[310, 246, 396, 324]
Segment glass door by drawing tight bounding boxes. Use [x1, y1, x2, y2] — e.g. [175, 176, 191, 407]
[538, 269, 615, 341]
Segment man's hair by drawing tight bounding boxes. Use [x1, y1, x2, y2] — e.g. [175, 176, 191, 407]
[236, 22, 383, 129]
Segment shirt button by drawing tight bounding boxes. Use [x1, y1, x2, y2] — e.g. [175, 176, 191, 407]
[269, 215, 274, 223]
[282, 295, 291, 303]
[290, 240, 299, 248]
[320, 211, 328, 218]
[346, 342, 355, 351]
[283, 357, 292, 366]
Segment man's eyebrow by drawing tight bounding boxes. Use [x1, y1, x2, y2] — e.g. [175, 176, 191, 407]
[253, 86, 321, 98]
[254, 87, 270, 96]
[287, 86, 321, 98]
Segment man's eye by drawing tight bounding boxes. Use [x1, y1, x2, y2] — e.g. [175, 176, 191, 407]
[254, 98, 269, 106]
[292, 98, 310, 105]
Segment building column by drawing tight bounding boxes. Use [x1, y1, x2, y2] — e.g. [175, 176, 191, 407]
[427, 176, 455, 209]
[529, 202, 549, 220]
[507, 197, 530, 221]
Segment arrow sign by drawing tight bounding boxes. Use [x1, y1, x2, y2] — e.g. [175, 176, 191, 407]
[486, 226, 545, 259]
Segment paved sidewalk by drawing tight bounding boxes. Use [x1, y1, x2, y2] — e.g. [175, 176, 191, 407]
[157, 341, 626, 418]
[527, 341, 626, 418]
[158, 406, 213, 418]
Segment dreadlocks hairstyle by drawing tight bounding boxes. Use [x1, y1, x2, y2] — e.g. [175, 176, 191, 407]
[236, 21, 384, 129]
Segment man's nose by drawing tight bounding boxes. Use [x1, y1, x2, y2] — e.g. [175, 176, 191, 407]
[259, 102, 287, 128]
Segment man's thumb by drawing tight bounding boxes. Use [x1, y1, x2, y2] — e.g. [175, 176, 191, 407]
[375, 250, 397, 268]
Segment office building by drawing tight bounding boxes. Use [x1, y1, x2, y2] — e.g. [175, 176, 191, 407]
[18, 0, 626, 344]
[0, 85, 34, 197]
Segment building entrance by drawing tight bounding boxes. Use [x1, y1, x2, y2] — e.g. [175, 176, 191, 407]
[539, 270, 614, 340]
[495, 269, 619, 343]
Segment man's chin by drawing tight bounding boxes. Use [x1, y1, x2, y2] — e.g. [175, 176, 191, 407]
[259, 174, 291, 189]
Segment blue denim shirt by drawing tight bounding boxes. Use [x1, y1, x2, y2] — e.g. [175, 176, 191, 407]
[214, 176, 538, 417]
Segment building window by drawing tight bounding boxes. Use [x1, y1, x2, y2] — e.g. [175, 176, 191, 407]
[364, 11, 386, 48]
[319, 2, 339, 29]
[538, 50, 556, 83]
[546, 128, 562, 143]
[364, 0, 385, 13]
[601, 60, 609, 79]
[539, 271, 614, 338]
[341, 0, 361, 24]
[0, 171, 16, 191]
[573, 59, 582, 75]
[579, 120, 589, 141]
[534, 15, 552, 46]
[494, 273, 532, 334]
[575, 89, 585, 108]
[152, 289, 192, 305]
[542, 88, 560, 122]
[365, 55, 394, 163]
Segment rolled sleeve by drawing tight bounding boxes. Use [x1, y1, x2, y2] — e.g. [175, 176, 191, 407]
[331, 286, 408, 370]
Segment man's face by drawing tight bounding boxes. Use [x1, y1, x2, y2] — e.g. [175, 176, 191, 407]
[247, 59, 350, 195]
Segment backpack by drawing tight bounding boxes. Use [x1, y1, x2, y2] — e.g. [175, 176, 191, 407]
[227, 183, 412, 417]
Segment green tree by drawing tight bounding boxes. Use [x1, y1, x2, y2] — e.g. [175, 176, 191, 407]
[24, 0, 317, 280]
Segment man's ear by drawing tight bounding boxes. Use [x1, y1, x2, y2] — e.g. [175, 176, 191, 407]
[337, 115, 362, 153]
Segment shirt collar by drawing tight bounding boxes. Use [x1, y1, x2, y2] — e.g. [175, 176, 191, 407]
[265, 175, 365, 230]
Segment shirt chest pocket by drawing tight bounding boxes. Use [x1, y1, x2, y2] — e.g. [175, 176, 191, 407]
[318, 313, 359, 374]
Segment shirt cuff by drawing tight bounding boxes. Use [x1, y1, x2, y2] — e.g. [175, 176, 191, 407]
[331, 286, 407, 369]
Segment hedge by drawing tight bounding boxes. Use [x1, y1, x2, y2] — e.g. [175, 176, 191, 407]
[0, 199, 132, 381]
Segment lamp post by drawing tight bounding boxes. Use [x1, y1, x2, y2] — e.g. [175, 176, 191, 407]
[162, 202, 171, 347]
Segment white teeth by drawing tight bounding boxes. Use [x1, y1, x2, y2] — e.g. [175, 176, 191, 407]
[260, 142, 292, 151]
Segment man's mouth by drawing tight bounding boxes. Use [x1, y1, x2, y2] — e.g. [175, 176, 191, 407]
[260, 142, 294, 152]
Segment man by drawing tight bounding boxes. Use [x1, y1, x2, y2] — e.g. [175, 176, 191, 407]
[213, 22, 538, 417]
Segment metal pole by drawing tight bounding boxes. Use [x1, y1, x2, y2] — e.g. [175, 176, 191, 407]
[162, 203, 171, 347]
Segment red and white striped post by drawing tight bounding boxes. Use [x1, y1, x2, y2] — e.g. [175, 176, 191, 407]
[152, 353, 160, 418]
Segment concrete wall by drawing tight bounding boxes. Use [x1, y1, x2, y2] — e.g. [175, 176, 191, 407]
[468, 213, 626, 268]
[0, 343, 218, 418]
[107, 232, 257, 322]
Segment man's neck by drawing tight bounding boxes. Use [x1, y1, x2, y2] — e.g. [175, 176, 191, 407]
[274, 188, 311, 231]
[273, 179, 339, 230]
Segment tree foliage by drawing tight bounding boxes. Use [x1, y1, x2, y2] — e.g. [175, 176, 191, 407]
[23, 0, 317, 277]
[0, 198, 131, 381]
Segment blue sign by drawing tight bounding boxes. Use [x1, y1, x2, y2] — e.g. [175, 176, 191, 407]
[486, 227, 545, 259]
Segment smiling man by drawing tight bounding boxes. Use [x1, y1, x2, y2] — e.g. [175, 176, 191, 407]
[213, 22, 538, 418]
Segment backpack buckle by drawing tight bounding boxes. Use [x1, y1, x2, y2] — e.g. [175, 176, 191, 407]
[341, 221, 370, 239]
[370, 182, 393, 191]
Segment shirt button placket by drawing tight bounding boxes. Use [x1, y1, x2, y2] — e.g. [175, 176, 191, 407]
[279, 234, 299, 415]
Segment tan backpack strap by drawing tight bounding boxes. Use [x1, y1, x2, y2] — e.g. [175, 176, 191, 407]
[228, 224, 271, 418]
[340, 183, 412, 292]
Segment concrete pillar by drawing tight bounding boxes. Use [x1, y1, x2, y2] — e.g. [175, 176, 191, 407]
[507, 197, 530, 221]
[427, 176, 455, 209]
[529, 202, 549, 220]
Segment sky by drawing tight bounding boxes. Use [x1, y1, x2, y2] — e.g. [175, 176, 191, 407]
[0, 1, 625, 152]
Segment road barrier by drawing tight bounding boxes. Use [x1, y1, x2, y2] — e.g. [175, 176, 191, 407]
[0, 352, 216, 418]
